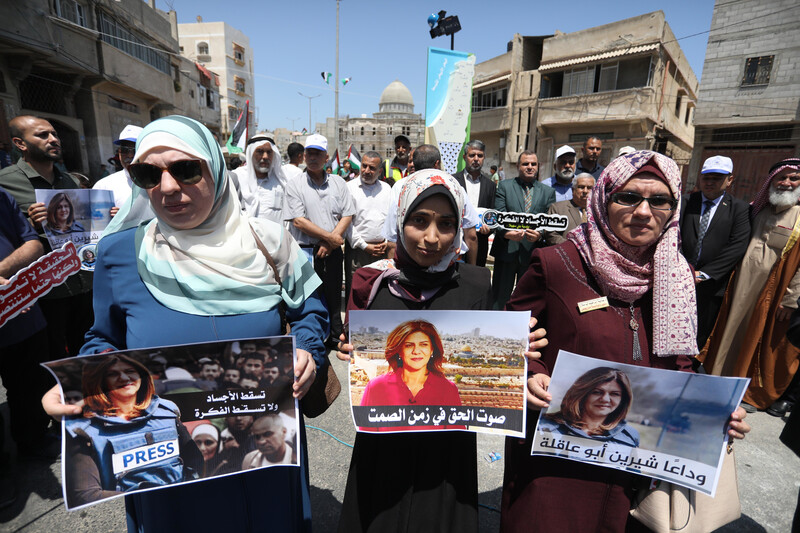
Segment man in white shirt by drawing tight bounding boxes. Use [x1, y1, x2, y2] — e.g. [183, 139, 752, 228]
[241, 415, 296, 468]
[282, 141, 305, 181]
[93, 124, 142, 214]
[345, 151, 391, 296]
[230, 134, 287, 225]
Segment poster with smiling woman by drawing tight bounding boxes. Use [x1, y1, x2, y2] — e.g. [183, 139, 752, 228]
[531, 351, 749, 496]
[348, 309, 529, 436]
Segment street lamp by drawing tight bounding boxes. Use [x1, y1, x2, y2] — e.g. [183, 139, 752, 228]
[428, 10, 461, 50]
[298, 92, 320, 134]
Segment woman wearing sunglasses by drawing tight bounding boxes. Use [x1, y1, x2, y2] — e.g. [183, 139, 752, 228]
[499, 151, 750, 532]
[43, 115, 328, 532]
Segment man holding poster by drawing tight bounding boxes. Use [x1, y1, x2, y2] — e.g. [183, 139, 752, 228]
[0, 115, 93, 360]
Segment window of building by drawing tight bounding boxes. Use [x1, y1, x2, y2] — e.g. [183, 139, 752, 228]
[741, 55, 774, 87]
[228, 106, 239, 121]
[562, 66, 595, 96]
[98, 13, 170, 74]
[360, 127, 364, 136]
[598, 63, 618, 93]
[472, 84, 508, 113]
[234, 77, 245, 94]
[198, 42, 209, 55]
[685, 105, 692, 125]
[233, 43, 245, 65]
[56, 0, 87, 27]
[675, 93, 682, 118]
[373, 127, 376, 136]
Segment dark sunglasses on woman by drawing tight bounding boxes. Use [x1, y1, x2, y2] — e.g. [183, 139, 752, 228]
[128, 160, 204, 189]
[609, 191, 677, 211]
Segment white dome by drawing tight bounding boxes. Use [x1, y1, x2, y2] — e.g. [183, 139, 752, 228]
[379, 80, 414, 107]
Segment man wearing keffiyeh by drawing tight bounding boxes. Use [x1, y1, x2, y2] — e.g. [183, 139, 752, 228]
[700, 158, 800, 413]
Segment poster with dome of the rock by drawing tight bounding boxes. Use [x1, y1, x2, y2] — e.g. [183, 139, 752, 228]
[425, 47, 475, 175]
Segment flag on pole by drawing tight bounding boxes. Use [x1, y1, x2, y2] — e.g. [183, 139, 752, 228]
[321, 72, 333, 84]
[226, 100, 249, 154]
[347, 145, 361, 172]
[341, 77, 352, 86]
[329, 150, 340, 175]
[301, 128, 308, 135]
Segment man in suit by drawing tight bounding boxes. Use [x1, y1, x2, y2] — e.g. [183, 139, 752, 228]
[544, 173, 595, 245]
[453, 140, 496, 266]
[679, 155, 750, 349]
[491, 150, 556, 309]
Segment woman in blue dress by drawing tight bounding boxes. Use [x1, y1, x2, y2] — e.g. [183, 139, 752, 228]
[44, 115, 328, 533]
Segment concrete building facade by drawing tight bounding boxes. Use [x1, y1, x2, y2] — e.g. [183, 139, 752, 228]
[177, 20, 256, 140]
[688, 0, 800, 199]
[0, 0, 219, 179]
[318, 80, 424, 159]
[470, 12, 698, 179]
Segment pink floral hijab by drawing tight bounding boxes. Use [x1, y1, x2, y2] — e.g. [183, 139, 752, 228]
[567, 151, 697, 357]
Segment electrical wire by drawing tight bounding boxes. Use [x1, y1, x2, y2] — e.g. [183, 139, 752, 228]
[306, 425, 354, 448]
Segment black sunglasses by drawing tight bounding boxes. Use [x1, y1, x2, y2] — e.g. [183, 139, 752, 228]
[609, 191, 677, 211]
[128, 160, 204, 189]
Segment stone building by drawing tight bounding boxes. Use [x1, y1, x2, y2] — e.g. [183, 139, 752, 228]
[470, 12, 698, 178]
[0, 0, 219, 179]
[318, 80, 424, 158]
[177, 19, 256, 141]
[687, 0, 800, 199]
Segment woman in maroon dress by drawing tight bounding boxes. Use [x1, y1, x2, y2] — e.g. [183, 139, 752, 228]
[500, 151, 750, 532]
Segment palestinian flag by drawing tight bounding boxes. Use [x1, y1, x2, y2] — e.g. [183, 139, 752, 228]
[226, 100, 248, 154]
[329, 150, 340, 175]
[347, 145, 361, 172]
[321, 72, 333, 84]
[301, 128, 308, 134]
[341, 77, 351, 86]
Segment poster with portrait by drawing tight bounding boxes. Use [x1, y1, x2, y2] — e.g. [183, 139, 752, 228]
[531, 351, 749, 496]
[348, 310, 529, 436]
[43, 337, 300, 511]
[35, 189, 114, 270]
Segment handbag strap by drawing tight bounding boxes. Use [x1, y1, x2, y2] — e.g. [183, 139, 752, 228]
[249, 225, 288, 334]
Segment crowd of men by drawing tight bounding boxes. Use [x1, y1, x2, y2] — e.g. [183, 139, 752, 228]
[0, 114, 799, 507]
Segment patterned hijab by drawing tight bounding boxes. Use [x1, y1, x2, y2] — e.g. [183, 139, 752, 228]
[349, 170, 466, 310]
[102, 115, 319, 316]
[749, 158, 800, 218]
[567, 151, 697, 356]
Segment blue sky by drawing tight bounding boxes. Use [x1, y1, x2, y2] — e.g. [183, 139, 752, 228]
[165, 0, 715, 132]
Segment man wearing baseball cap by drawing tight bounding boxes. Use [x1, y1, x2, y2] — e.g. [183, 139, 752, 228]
[541, 145, 577, 202]
[284, 134, 354, 348]
[679, 155, 750, 349]
[93, 124, 143, 213]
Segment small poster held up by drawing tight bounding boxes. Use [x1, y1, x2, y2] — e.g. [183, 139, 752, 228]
[44, 337, 300, 511]
[35, 189, 114, 270]
[531, 351, 748, 496]
[348, 310, 529, 436]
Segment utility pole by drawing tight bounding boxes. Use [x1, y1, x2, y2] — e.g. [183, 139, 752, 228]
[298, 92, 320, 133]
[335, 0, 340, 153]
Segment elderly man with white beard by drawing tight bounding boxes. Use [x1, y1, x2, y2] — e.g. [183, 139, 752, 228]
[700, 158, 800, 413]
[230, 134, 287, 224]
[541, 145, 577, 202]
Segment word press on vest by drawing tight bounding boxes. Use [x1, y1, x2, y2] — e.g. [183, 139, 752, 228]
[112, 439, 180, 474]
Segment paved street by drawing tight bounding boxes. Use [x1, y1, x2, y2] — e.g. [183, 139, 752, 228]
[0, 357, 798, 532]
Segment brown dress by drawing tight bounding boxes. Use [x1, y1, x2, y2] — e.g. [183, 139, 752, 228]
[501, 242, 692, 533]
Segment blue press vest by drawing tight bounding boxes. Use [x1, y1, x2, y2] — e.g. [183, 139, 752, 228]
[66, 397, 185, 492]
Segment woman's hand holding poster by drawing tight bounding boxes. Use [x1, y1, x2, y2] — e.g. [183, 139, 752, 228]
[44, 337, 300, 510]
[531, 350, 749, 496]
[348, 310, 529, 436]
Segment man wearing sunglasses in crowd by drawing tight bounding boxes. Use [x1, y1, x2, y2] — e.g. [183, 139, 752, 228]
[0, 115, 94, 365]
[93, 125, 143, 215]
